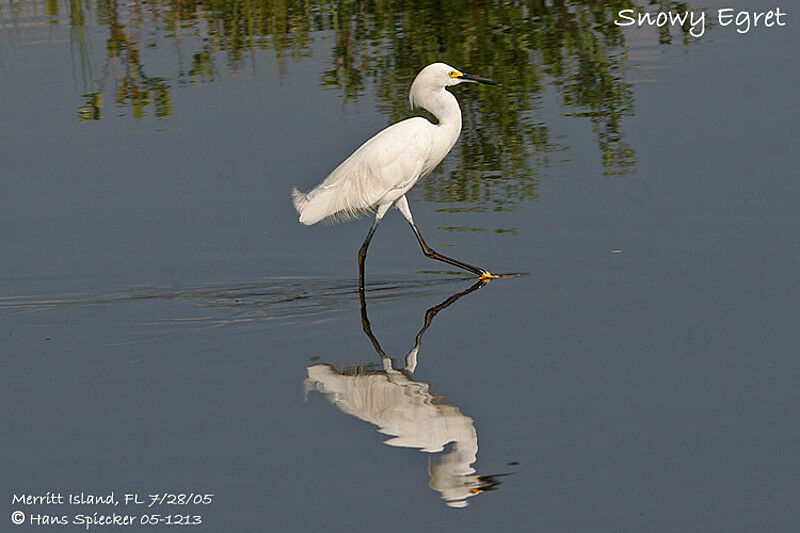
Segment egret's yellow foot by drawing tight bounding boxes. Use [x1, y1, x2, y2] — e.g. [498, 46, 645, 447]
[479, 271, 501, 280]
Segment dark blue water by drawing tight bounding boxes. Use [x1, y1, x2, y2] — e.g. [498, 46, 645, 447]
[1, 0, 798, 530]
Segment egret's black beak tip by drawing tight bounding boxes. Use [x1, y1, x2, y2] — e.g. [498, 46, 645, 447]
[458, 73, 500, 86]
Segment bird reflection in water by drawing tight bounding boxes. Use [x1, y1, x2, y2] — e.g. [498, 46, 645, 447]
[305, 280, 511, 508]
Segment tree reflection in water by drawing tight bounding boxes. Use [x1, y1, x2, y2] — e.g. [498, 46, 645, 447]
[20, 0, 692, 207]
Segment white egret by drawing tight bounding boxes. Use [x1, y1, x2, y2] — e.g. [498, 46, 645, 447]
[292, 62, 500, 280]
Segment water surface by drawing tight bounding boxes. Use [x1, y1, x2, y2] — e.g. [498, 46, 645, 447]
[1, 0, 798, 530]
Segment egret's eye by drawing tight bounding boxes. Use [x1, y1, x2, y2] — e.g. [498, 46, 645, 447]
[448, 70, 461, 79]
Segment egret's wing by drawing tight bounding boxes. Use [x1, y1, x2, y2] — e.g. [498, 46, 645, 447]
[295, 118, 433, 224]
[323, 117, 433, 193]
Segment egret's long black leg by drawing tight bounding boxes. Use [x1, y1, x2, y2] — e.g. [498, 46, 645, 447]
[358, 219, 379, 266]
[409, 222, 496, 278]
[394, 194, 497, 279]
[358, 216, 381, 288]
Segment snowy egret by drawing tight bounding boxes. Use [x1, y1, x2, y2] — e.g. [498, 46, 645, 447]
[292, 62, 500, 281]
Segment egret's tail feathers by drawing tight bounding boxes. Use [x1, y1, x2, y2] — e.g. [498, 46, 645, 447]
[291, 185, 372, 225]
[292, 186, 335, 225]
[292, 187, 309, 215]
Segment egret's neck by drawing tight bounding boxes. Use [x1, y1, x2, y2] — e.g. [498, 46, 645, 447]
[416, 89, 462, 168]
[424, 89, 462, 133]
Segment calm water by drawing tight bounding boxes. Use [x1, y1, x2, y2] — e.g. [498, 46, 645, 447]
[1, 0, 798, 530]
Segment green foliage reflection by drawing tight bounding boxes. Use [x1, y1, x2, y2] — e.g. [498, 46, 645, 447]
[49, 0, 692, 205]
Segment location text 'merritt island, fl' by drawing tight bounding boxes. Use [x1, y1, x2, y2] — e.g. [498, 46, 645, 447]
[12, 492, 118, 506]
[615, 7, 787, 38]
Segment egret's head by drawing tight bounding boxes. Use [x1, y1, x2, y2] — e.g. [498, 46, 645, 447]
[409, 62, 498, 109]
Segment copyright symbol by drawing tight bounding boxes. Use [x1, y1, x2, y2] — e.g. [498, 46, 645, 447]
[11, 511, 25, 525]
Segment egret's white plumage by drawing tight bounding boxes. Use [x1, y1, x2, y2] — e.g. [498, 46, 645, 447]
[292, 62, 499, 280]
[291, 117, 432, 225]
